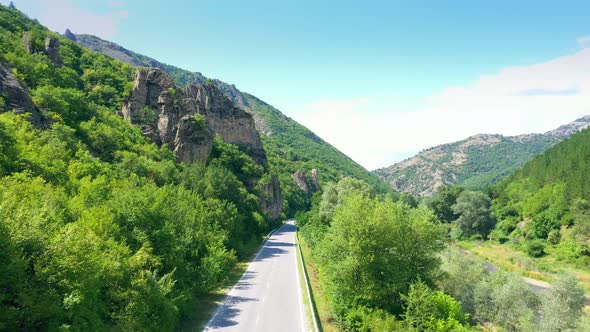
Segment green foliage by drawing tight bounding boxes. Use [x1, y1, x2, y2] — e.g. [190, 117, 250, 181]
[428, 186, 464, 223]
[341, 306, 404, 332]
[472, 271, 539, 332]
[190, 112, 207, 129]
[539, 273, 585, 332]
[451, 191, 495, 239]
[316, 194, 445, 315]
[403, 282, 470, 332]
[438, 248, 488, 315]
[524, 239, 547, 257]
[318, 177, 375, 221]
[490, 128, 590, 261]
[0, 6, 278, 329]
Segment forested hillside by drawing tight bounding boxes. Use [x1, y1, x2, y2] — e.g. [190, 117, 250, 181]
[374, 117, 590, 197]
[491, 127, 590, 262]
[68, 31, 391, 215]
[0, 5, 285, 329]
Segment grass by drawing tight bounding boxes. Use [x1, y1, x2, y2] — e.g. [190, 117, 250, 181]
[295, 231, 317, 331]
[298, 232, 339, 332]
[458, 240, 590, 315]
[457, 240, 590, 293]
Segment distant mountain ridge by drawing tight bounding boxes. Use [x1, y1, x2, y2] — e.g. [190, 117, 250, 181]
[373, 116, 590, 197]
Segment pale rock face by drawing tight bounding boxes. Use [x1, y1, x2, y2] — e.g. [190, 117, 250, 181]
[123, 68, 267, 165]
[259, 175, 283, 220]
[44, 37, 62, 67]
[292, 170, 309, 195]
[311, 169, 321, 191]
[0, 61, 44, 127]
[122, 67, 282, 218]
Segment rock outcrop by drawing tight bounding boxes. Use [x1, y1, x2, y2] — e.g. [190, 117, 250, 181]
[0, 61, 43, 126]
[122, 68, 281, 217]
[44, 37, 62, 66]
[259, 175, 283, 220]
[292, 169, 322, 196]
[23, 32, 63, 66]
[311, 169, 321, 191]
[122, 68, 267, 166]
[63, 29, 76, 42]
[292, 170, 309, 195]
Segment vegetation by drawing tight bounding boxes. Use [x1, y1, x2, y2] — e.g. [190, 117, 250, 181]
[0, 5, 279, 330]
[489, 128, 590, 264]
[72, 29, 393, 217]
[299, 177, 477, 331]
[374, 132, 568, 196]
[301, 171, 590, 330]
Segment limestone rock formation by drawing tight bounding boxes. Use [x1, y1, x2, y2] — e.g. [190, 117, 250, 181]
[292, 170, 310, 195]
[23, 32, 63, 66]
[123, 68, 268, 166]
[44, 37, 62, 66]
[122, 67, 281, 217]
[22, 31, 34, 54]
[0, 61, 43, 126]
[259, 175, 283, 220]
[311, 169, 321, 191]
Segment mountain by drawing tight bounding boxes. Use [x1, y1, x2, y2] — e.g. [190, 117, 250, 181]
[491, 126, 590, 246]
[65, 31, 390, 213]
[373, 116, 590, 197]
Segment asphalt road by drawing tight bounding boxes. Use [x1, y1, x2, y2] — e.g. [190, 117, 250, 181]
[204, 221, 310, 332]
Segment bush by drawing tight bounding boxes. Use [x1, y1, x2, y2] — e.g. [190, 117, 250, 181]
[525, 240, 547, 258]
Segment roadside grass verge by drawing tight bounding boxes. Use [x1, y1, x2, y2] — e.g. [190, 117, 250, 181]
[298, 233, 339, 332]
[295, 231, 318, 331]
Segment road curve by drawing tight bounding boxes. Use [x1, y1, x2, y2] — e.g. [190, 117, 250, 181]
[204, 221, 310, 332]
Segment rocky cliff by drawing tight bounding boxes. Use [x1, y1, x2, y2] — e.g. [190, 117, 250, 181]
[122, 67, 281, 218]
[123, 68, 267, 166]
[291, 169, 321, 196]
[373, 116, 590, 197]
[0, 61, 44, 127]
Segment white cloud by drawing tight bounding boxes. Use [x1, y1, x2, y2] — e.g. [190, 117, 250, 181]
[577, 35, 590, 48]
[291, 48, 590, 171]
[5, 0, 128, 39]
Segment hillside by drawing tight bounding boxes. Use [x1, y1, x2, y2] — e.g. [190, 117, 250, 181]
[492, 126, 590, 242]
[0, 5, 300, 329]
[66, 31, 390, 211]
[373, 116, 590, 197]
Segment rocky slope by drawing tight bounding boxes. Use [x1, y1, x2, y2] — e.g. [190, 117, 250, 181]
[120, 67, 282, 218]
[66, 31, 389, 194]
[373, 116, 590, 197]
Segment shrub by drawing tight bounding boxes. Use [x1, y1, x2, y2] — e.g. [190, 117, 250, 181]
[524, 240, 546, 258]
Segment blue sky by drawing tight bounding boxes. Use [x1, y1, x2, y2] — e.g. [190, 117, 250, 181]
[6, 0, 590, 169]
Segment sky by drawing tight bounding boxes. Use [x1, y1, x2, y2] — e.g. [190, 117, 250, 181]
[5, 0, 590, 170]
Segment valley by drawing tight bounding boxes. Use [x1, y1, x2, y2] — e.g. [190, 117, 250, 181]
[1, 2, 589, 331]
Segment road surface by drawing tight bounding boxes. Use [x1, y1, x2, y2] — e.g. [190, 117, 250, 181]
[205, 221, 310, 332]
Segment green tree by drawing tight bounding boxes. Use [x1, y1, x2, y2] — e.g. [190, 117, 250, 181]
[473, 271, 539, 332]
[403, 281, 471, 332]
[452, 191, 495, 238]
[317, 194, 445, 314]
[428, 186, 464, 223]
[539, 273, 585, 332]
